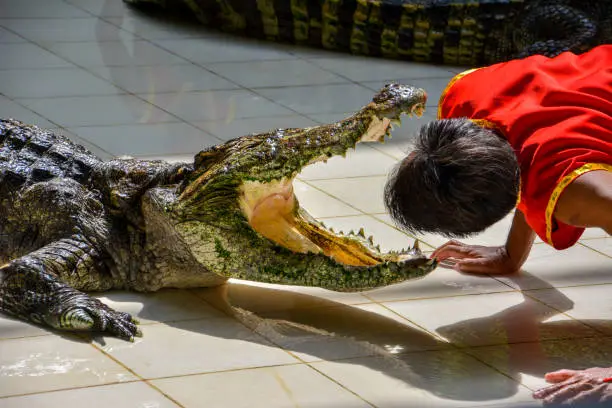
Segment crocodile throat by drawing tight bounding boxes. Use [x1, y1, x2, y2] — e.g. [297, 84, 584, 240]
[238, 111, 414, 267]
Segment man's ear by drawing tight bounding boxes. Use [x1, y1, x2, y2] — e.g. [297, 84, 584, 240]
[554, 169, 612, 231]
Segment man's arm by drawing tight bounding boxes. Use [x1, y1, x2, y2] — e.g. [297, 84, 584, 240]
[503, 209, 537, 271]
[433, 169, 612, 274]
[554, 170, 612, 234]
[532, 169, 612, 406]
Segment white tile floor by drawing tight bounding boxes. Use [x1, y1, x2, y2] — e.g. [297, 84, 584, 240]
[1, 1, 611, 407]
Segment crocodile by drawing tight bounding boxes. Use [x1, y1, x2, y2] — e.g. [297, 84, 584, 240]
[0, 83, 435, 341]
[123, 0, 611, 66]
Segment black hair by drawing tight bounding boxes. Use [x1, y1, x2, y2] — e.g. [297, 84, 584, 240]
[384, 118, 520, 238]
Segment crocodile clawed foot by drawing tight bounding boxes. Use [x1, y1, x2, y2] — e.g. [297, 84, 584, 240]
[46, 294, 142, 341]
[97, 307, 142, 341]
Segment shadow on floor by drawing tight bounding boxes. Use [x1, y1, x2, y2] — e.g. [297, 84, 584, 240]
[94, 271, 612, 403]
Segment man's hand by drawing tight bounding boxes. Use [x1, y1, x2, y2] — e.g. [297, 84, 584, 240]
[533, 367, 612, 406]
[431, 240, 519, 275]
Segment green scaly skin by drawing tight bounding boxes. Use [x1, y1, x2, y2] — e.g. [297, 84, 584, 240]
[123, 0, 611, 67]
[0, 83, 435, 341]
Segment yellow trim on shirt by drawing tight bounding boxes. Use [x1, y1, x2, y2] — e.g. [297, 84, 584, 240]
[545, 163, 612, 245]
[469, 119, 500, 132]
[437, 68, 481, 119]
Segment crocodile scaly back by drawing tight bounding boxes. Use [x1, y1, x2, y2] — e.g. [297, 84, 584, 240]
[0, 119, 101, 193]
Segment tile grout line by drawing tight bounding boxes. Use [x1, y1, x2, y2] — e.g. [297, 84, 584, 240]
[364, 286, 523, 304]
[299, 172, 392, 182]
[460, 334, 612, 393]
[0, 22, 226, 151]
[5, 320, 604, 401]
[368, 142, 413, 162]
[579, 236, 612, 241]
[189, 285, 556, 403]
[0, 27, 123, 157]
[296, 53, 454, 91]
[88, 9, 329, 126]
[298, 175, 436, 245]
[183, 279, 612, 313]
[364, 295, 603, 395]
[0, 29, 111, 136]
[461, 332, 612, 352]
[578, 241, 612, 259]
[359, 299, 542, 395]
[188, 289, 379, 407]
[133, 362, 308, 382]
[366, 211, 439, 249]
[84, 338, 188, 408]
[1, 99, 113, 158]
[144, 45, 383, 122]
[362, 299, 452, 343]
[0, 315, 201, 343]
[0, 315, 305, 399]
[0, 379, 141, 401]
[5, 3, 610, 405]
[301, 364, 378, 408]
[0, 60, 191, 72]
[519, 288, 612, 337]
[9, 83, 239, 101]
[297, 178, 372, 218]
[292, 57, 454, 134]
[3, 10, 442, 160]
[296, 180, 437, 249]
[367, 280, 612, 307]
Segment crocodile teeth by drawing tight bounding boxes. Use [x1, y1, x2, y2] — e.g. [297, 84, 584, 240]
[389, 119, 402, 130]
[358, 227, 365, 237]
[368, 235, 374, 245]
[413, 239, 420, 250]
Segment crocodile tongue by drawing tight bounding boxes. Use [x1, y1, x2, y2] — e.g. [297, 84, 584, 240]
[239, 177, 410, 267]
[240, 178, 322, 256]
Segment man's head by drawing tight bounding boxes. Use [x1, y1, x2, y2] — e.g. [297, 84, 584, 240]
[384, 118, 520, 238]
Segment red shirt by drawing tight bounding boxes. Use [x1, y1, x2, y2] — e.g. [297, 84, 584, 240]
[438, 45, 612, 249]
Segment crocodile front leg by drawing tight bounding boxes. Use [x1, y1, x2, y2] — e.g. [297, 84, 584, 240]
[0, 177, 140, 340]
[0, 237, 141, 341]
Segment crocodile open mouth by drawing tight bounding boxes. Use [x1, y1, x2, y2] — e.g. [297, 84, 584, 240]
[239, 104, 427, 267]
